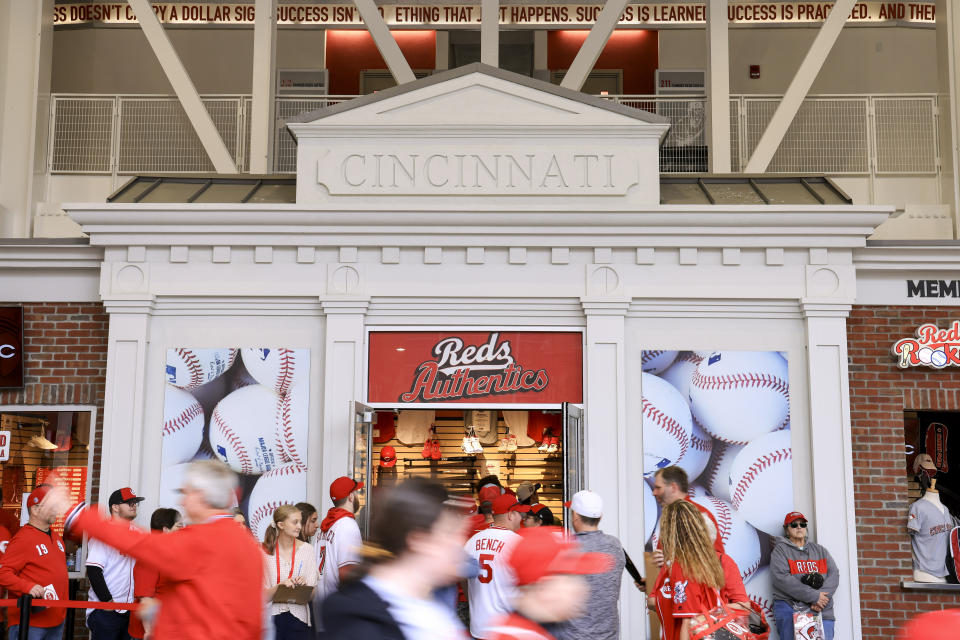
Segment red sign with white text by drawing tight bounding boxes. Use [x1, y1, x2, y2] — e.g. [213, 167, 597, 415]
[368, 331, 583, 404]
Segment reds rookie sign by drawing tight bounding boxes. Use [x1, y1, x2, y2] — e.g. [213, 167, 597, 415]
[368, 331, 583, 404]
[893, 322, 960, 369]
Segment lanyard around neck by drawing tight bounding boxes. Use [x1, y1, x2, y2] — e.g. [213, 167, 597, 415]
[276, 541, 297, 584]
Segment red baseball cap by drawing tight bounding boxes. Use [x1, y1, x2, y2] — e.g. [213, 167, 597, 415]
[491, 493, 530, 516]
[783, 511, 807, 526]
[507, 526, 614, 586]
[27, 485, 52, 508]
[897, 609, 960, 640]
[379, 446, 397, 468]
[478, 486, 501, 503]
[330, 476, 363, 502]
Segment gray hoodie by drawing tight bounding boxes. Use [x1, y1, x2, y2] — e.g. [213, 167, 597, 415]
[769, 535, 840, 620]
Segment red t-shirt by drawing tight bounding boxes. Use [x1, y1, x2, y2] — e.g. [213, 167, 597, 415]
[487, 613, 555, 640]
[719, 553, 748, 605]
[653, 562, 722, 640]
[0, 524, 69, 628]
[73, 509, 263, 640]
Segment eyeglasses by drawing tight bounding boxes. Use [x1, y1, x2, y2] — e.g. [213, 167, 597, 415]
[789, 521, 808, 529]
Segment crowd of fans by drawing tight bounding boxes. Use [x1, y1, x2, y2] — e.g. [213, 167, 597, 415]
[0, 460, 950, 640]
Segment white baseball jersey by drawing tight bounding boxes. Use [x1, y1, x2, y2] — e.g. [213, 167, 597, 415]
[315, 516, 363, 603]
[85, 534, 135, 617]
[396, 410, 436, 445]
[465, 525, 520, 639]
[907, 497, 955, 577]
[501, 411, 535, 447]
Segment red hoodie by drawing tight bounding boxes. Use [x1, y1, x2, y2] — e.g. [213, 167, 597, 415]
[320, 507, 355, 533]
[69, 507, 262, 640]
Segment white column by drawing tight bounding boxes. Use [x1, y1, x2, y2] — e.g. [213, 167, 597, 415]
[480, 0, 499, 67]
[581, 299, 639, 638]
[127, 0, 238, 173]
[0, 0, 54, 237]
[706, 0, 731, 173]
[802, 302, 861, 640]
[436, 31, 450, 71]
[249, 0, 277, 174]
[319, 300, 369, 499]
[99, 300, 155, 503]
[533, 30, 548, 76]
[745, 0, 857, 172]
[936, 0, 960, 237]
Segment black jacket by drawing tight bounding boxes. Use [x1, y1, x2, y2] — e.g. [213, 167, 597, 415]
[320, 579, 406, 640]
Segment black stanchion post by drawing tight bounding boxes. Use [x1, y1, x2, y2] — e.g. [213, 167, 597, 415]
[16, 594, 31, 640]
[65, 580, 78, 640]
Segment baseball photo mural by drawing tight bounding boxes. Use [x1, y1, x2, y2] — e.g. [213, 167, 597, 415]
[642, 350, 792, 639]
[162, 348, 310, 540]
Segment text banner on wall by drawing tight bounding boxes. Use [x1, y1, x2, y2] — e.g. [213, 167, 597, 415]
[54, 2, 936, 27]
[368, 331, 583, 404]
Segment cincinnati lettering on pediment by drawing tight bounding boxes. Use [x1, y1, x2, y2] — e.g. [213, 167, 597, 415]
[317, 150, 637, 195]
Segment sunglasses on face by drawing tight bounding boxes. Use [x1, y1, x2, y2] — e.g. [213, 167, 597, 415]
[789, 521, 808, 529]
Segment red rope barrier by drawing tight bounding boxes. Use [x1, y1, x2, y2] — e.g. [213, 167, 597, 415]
[0, 599, 138, 611]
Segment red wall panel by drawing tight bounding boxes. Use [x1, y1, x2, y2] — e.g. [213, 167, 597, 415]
[547, 30, 658, 95]
[326, 30, 436, 95]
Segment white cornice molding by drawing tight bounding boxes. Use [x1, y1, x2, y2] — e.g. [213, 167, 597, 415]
[629, 298, 804, 319]
[0, 243, 103, 269]
[853, 245, 960, 271]
[66, 205, 892, 250]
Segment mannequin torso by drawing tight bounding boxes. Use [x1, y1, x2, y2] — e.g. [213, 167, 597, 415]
[908, 480, 953, 583]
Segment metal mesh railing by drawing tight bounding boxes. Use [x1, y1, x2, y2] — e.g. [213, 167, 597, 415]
[48, 92, 940, 179]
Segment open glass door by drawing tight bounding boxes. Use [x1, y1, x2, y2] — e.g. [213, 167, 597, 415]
[562, 402, 584, 531]
[351, 401, 375, 538]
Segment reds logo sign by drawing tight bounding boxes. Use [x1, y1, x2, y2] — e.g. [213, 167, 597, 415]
[367, 331, 583, 405]
[400, 333, 548, 402]
[893, 322, 960, 369]
[0, 307, 23, 388]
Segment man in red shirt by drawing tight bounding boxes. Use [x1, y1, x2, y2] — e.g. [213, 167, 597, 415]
[59, 461, 263, 640]
[651, 466, 724, 567]
[0, 484, 69, 640]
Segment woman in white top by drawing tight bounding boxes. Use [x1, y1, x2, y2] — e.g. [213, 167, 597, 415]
[263, 504, 318, 640]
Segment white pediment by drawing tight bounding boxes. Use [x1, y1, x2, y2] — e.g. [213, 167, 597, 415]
[287, 64, 670, 206]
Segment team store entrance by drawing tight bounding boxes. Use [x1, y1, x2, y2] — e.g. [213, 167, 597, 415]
[350, 330, 585, 535]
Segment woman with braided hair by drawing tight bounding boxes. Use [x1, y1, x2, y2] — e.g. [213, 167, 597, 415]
[650, 499, 726, 640]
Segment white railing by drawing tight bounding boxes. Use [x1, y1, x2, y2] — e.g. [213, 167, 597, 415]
[47, 93, 940, 177]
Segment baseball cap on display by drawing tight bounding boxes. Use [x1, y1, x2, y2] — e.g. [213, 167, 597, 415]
[914, 453, 937, 473]
[108, 487, 145, 508]
[516, 482, 541, 502]
[564, 490, 603, 518]
[330, 476, 363, 501]
[26, 484, 53, 509]
[783, 511, 807, 526]
[379, 446, 397, 468]
[478, 485, 501, 503]
[491, 493, 530, 515]
[507, 526, 614, 586]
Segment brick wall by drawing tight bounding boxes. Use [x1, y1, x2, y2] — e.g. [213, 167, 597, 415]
[848, 306, 960, 638]
[0, 302, 107, 639]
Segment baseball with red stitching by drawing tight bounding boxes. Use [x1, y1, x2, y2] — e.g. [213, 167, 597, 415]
[689, 494, 762, 582]
[247, 463, 307, 541]
[701, 441, 744, 504]
[276, 383, 308, 467]
[643, 480, 659, 545]
[162, 385, 204, 465]
[677, 419, 713, 481]
[209, 385, 285, 475]
[641, 349, 679, 374]
[241, 348, 305, 396]
[729, 429, 794, 536]
[688, 351, 790, 445]
[165, 348, 237, 390]
[641, 372, 693, 477]
[659, 351, 703, 399]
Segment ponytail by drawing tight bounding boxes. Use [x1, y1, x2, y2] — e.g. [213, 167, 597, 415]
[263, 504, 300, 555]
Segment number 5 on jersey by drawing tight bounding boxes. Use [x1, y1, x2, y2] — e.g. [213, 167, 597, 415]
[478, 553, 494, 583]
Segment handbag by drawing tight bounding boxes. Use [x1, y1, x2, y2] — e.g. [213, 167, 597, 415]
[690, 602, 770, 640]
[792, 608, 826, 640]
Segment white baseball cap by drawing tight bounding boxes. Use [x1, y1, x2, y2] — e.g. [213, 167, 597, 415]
[564, 490, 603, 518]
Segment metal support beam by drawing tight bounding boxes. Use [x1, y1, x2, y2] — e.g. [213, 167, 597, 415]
[127, 0, 236, 173]
[249, 0, 277, 174]
[481, 0, 499, 67]
[706, 0, 731, 173]
[351, 0, 415, 85]
[560, 0, 630, 91]
[745, 0, 857, 172]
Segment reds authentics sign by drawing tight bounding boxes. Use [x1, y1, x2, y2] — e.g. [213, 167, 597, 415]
[893, 322, 960, 369]
[368, 331, 583, 404]
[0, 307, 23, 389]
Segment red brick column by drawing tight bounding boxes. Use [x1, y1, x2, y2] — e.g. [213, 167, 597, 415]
[848, 306, 960, 638]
